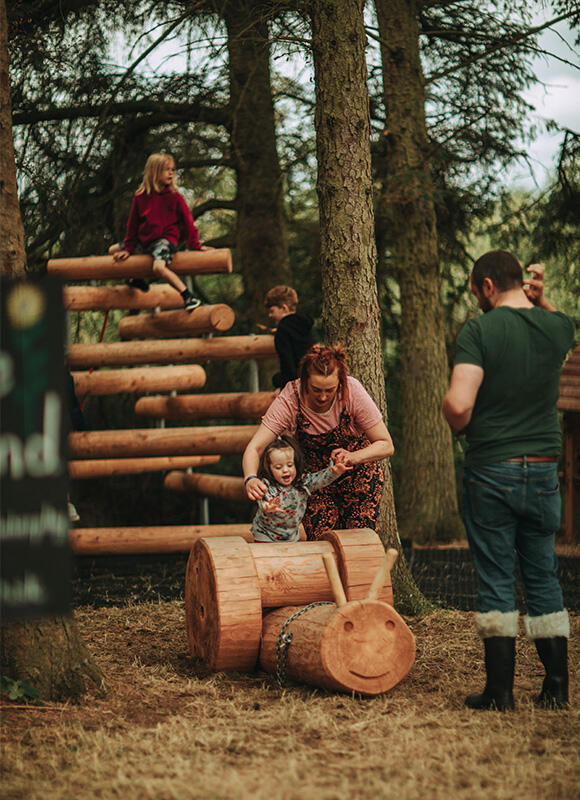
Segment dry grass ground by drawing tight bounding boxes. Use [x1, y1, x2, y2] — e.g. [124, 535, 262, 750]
[1, 604, 579, 800]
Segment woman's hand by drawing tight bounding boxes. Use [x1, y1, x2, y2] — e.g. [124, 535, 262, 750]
[330, 458, 353, 476]
[331, 449, 357, 468]
[331, 422, 394, 467]
[242, 424, 278, 499]
[113, 249, 130, 262]
[245, 476, 267, 501]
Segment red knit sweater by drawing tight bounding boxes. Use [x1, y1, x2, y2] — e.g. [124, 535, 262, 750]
[123, 187, 201, 252]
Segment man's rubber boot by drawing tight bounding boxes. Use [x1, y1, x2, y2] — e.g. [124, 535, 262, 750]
[534, 637, 569, 709]
[465, 636, 515, 711]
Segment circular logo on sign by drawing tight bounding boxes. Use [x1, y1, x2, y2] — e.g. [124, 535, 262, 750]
[6, 284, 46, 329]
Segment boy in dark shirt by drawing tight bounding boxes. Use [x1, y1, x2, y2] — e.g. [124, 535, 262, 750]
[264, 286, 314, 389]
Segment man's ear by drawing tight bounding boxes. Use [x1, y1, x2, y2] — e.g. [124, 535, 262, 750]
[481, 276, 495, 297]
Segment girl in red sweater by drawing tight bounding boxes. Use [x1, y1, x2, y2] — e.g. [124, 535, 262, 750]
[109, 152, 208, 310]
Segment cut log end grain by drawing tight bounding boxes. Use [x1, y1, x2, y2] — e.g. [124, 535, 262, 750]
[260, 600, 416, 696]
[185, 537, 262, 671]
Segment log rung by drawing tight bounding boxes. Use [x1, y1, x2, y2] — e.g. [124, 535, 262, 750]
[67, 335, 276, 369]
[48, 249, 232, 281]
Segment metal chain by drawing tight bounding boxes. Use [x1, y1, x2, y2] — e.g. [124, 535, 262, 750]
[275, 601, 334, 687]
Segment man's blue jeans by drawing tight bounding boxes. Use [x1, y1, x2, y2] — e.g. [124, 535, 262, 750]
[463, 460, 564, 616]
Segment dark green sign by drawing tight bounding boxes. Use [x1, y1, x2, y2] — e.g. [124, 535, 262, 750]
[1, 277, 71, 619]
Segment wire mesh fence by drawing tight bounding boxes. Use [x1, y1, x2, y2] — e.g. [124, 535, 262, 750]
[72, 545, 580, 612]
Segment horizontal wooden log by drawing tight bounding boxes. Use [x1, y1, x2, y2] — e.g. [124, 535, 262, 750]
[560, 375, 580, 388]
[67, 335, 276, 369]
[68, 455, 220, 479]
[63, 284, 185, 311]
[69, 424, 258, 459]
[118, 304, 235, 339]
[72, 365, 206, 396]
[260, 600, 416, 695]
[135, 391, 276, 420]
[558, 398, 580, 413]
[560, 383, 580, 396]
[71, 524, 252, 555]
[164, 471, 247, 502]
[250, 540, 339, 607]
[48, 248, 232, 280]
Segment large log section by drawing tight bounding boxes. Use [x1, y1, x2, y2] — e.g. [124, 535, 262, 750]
[164, 471, 247, 502]
[118, 305, 235, 339]
[135, 391, 275, 420]
[185, 530, 394, 672]
[67, 335, 276, 369]
[47, 248, 232, 280]
[64, 284, 187, 311]
[68, 455, 220, 479]
[72, 365, 206, 396]
[70, 524, 253, 555]
[69, 425, 259, 459]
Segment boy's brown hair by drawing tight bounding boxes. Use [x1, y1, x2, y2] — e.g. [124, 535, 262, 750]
[264, 286, 298, 312]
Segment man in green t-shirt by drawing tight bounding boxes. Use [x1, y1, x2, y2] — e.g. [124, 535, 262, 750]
[443, 250, 574, 711]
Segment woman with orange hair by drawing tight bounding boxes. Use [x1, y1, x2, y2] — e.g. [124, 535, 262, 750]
[243, 344, 394, 539]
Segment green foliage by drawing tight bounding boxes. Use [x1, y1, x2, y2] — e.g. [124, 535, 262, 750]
[481, 135, 580, 332]
[0, 674, 42, 704]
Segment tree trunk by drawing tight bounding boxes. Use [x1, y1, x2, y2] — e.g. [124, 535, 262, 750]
[375, 0, 464, 544]
[1, 617, 106, 702]
[224, 0, 291, 332]
[310, 0, 428, 614]
[0, 0, 106, 701]
[0, 0, 26, 276]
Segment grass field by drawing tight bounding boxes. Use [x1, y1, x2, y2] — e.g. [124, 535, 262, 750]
[1, 604, 578, 799]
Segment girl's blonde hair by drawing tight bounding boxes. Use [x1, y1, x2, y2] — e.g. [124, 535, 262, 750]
[137, 152, 177, 195]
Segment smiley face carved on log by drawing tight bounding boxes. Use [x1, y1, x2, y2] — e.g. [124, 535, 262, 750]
[320, 600, 416, 694]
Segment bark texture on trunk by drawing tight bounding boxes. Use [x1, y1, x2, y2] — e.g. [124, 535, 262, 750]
[225, 0, 291, 330]
[1, 0, 107, 700]
[1, 616, 107, 702]
[0, 0, 26, 277]
[376, 0, 464, 544]
[310, 0, 428, 613]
